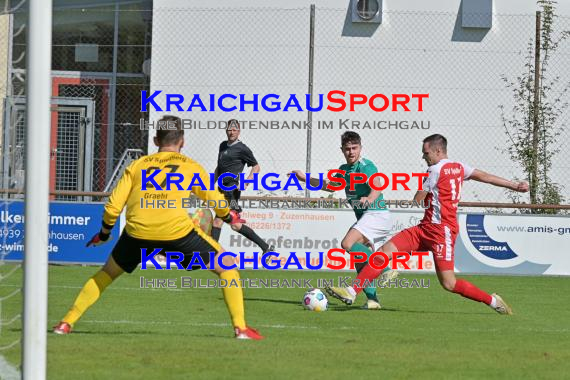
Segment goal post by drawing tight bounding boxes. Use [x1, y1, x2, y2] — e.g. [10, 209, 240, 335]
[22, 0, 52, 379]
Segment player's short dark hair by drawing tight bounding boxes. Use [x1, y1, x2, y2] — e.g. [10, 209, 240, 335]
[423, 134, 447, 153]
[156, 115, 184, 146]
[227, 119, 240, 129]
[341, 131, 361, 147]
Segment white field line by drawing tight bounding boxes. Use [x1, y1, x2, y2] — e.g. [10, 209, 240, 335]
[0, 355, 20, 380]
[45, 318, 570, 334]
[59, 319, 327, 330]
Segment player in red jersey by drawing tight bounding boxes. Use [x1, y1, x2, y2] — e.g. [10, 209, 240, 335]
[326, 134, 529, 314]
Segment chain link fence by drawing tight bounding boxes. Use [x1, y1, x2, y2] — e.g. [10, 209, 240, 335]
[0, 4, 569, 209]
[145, 6, 570, 209]
[1, 2, 151, 202]
[0, 4, 22, 368]
[312, 8, 570, 208]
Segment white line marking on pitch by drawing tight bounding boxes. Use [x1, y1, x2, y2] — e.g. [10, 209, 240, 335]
[58, 319, 570, 334]
[0, 355, 20, 380]
[66, 320, 324, 330]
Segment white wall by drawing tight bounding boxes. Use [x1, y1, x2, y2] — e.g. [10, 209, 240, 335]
[157, 0, 570, 15]
[150, 0, 570, 202]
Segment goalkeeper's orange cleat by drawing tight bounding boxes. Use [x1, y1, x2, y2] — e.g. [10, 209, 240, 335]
[235, 326, 264, 340]
[53, 322, 72, 335]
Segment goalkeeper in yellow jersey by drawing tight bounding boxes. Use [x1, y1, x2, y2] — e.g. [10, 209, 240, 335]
[53, 115, 263, 340]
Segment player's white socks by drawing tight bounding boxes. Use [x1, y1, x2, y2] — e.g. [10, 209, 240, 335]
[490, 296, 497, 308]
[347, 287, 357, 297]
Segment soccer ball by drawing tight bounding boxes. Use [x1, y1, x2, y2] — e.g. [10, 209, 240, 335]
[302, 289, 328, 312]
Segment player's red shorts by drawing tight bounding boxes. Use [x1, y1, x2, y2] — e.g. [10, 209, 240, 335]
[390, 223, 457, 271]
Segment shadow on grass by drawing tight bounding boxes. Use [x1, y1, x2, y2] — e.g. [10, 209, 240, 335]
[240, 297, 490, 315]
[326, 305, 492, 315]
[45, 328, 232, 339]
[46, 329, 155, 335]
[240, 297, 301, 305]
[387, 308, 492, 315]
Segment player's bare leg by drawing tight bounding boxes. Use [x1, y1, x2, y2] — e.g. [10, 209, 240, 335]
[53, 256, 124, 334]
[101, 255, 127, 279]
[212, 248, 264, 340]
[437, 270, 512, 315]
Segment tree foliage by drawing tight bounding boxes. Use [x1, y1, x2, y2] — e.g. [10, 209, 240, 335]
[500, 0, 570, 213]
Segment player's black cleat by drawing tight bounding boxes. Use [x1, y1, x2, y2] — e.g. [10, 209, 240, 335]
[263, 245, 276, 266]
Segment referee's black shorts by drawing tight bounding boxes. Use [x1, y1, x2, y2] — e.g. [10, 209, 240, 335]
[111, 229, 219, 273]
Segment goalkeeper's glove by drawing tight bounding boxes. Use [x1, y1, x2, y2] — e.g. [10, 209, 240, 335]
[86, 230, 111, 247]
[222, 210, 246, 225]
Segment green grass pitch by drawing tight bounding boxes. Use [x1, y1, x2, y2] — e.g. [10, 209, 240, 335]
[1, 265, 570, 379]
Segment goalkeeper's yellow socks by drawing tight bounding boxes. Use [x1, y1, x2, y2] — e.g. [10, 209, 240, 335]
[219, 269, 246, 329]
[62, 270, 113, 326]
[350, 242, 378, 301]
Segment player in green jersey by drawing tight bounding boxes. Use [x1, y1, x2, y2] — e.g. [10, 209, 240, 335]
[291, 132, 397, 309]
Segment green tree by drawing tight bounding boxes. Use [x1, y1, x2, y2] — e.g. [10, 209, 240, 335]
[499, 0, 570, 213]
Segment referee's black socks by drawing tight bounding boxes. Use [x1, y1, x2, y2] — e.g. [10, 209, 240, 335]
[237, 225, 269, 252]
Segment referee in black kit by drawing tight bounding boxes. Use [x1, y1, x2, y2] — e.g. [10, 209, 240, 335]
[211, 119, 274, 262]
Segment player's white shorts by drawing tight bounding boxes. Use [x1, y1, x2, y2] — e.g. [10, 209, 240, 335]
[351, 211, 392, 251]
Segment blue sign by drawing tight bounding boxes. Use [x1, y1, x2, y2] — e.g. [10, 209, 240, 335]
[465, 214, 517, 260]
[0, 200, 117, 265]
